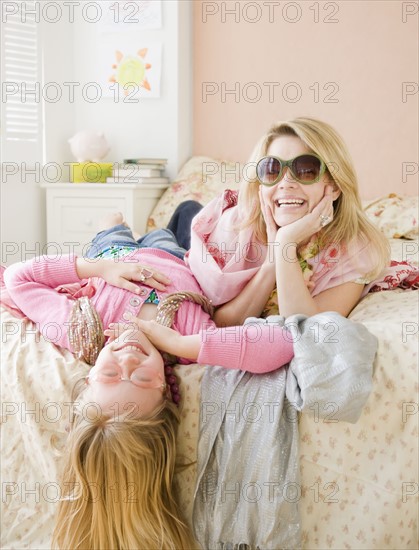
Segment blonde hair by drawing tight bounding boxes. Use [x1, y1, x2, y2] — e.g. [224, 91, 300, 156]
[238, 117, 390, 279]
[52, 381, 196, 550]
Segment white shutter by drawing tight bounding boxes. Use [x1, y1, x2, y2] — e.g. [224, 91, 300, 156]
[1, 1, 43, 164]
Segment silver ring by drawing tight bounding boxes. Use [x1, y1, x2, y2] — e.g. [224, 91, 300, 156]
[139, 267, 153, 282]
[319, 214, 331, 227]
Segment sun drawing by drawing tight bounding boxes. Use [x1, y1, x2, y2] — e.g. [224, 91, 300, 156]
[109, 48, 152, 94]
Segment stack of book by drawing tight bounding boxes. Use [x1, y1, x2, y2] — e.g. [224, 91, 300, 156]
[106, 158, 169, 184]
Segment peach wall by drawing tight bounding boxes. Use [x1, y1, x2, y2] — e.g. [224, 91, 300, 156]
[193, 0, 418, 198]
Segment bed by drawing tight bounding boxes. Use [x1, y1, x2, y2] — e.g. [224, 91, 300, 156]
[1, 157, 418, 549]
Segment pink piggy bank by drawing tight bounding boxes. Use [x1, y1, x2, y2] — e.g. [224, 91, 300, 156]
[68, 131, 110, 162]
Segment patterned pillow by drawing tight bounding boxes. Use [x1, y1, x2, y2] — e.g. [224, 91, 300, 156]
[146, 156, 242, 231]
[363, 194, 418, 239]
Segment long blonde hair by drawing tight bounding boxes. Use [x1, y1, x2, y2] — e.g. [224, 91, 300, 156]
[52, 381, 197, 550]
[238, 117, 390, 279]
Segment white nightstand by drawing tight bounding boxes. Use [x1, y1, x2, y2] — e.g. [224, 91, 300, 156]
[41, 182, 169, 254]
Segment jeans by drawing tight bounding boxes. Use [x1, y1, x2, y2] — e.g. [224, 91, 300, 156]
[85, 200, 203, 260]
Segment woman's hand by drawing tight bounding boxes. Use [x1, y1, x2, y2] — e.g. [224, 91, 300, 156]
[104, 316, 180, 350]
[258, 188, 279, 268]
[105, 314, 200, 360]
[76, 258, 171, 293]
[104, 319, 182, 353]
[104, 320, 134, 342]
[276, 185, 334, 246]
[132, 318, 183, 352]
[259, 187, 278, 243]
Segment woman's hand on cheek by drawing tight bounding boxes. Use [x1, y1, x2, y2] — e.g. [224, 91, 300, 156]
[259, 188, 278, 240]
[276, 185, 334, 245]
[259, 188, 279, 266]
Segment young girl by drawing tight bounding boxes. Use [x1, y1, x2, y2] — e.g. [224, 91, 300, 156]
[186, 117, 390, 326]
[2, 214, 294, 550]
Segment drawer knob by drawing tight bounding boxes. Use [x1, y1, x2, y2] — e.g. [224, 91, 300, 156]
[84, 219, 92, 227]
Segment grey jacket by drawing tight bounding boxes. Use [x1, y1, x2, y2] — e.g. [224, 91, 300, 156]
[192, 312, 377, 550]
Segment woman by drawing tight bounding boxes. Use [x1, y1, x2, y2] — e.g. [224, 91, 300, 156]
[186, 117, 390, 325]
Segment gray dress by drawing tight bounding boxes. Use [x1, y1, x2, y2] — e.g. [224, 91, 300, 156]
[193, 312, 377, 550]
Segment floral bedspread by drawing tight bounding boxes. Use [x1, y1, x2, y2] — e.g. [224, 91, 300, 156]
[1, 240, 417, 549]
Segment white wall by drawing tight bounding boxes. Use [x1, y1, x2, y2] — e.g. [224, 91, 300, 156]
[71, 0, 192, 180]
[1, 1, 193, 266]
[1, 15, 74, 266]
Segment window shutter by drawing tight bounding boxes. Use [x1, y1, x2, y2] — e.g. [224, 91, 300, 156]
[1, 1, 43, 164]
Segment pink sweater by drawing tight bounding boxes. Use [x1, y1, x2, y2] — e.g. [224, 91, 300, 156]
[3, 250, 293, 373]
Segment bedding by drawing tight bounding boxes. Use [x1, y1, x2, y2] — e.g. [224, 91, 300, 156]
[1, 157, 418, 549]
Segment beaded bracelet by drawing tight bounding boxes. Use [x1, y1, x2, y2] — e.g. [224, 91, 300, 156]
[156, 291, 214, 328]
[68, 297, 104, 366]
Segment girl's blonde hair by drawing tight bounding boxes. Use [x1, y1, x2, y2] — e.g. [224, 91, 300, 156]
[238, 116, 389, 279]
[52, 381, 196, 550]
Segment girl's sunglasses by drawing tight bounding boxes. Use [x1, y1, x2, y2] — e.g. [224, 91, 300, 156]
[256, 154, 326, 185]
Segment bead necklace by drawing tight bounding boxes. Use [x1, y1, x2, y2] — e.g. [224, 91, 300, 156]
[164, 364, 181, 405]
[156, 291, 214, 406]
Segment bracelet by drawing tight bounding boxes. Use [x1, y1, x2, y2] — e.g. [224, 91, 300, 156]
[155, 291, 214, 328]
[68, 297, 104, 365]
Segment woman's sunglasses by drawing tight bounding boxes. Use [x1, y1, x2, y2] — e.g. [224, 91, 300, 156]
[256, 154, 326, 185]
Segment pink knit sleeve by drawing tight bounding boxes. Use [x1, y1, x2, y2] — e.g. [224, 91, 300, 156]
[3, 255, 83, 351]
[197, 323, 294, 373]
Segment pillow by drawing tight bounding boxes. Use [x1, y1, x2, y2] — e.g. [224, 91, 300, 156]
[146, 156, 242, 231]
[363, 194, 418, 239]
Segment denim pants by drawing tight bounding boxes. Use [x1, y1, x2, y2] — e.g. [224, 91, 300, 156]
[85, 200, 203, 260]
[85, 225, 187, 260]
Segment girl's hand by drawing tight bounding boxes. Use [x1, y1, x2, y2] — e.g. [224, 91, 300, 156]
[100, 261, 170, 293]
[276, 185, 334, 246]
[76, 258, 171, 294]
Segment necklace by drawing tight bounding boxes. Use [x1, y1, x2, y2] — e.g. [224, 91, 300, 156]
[164, 364, 181, 405]
[156, 291, 214, 406]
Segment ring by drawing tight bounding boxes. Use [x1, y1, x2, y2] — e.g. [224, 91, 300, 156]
[319, 214, 331, 227]
[139, 267, 153, 282]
